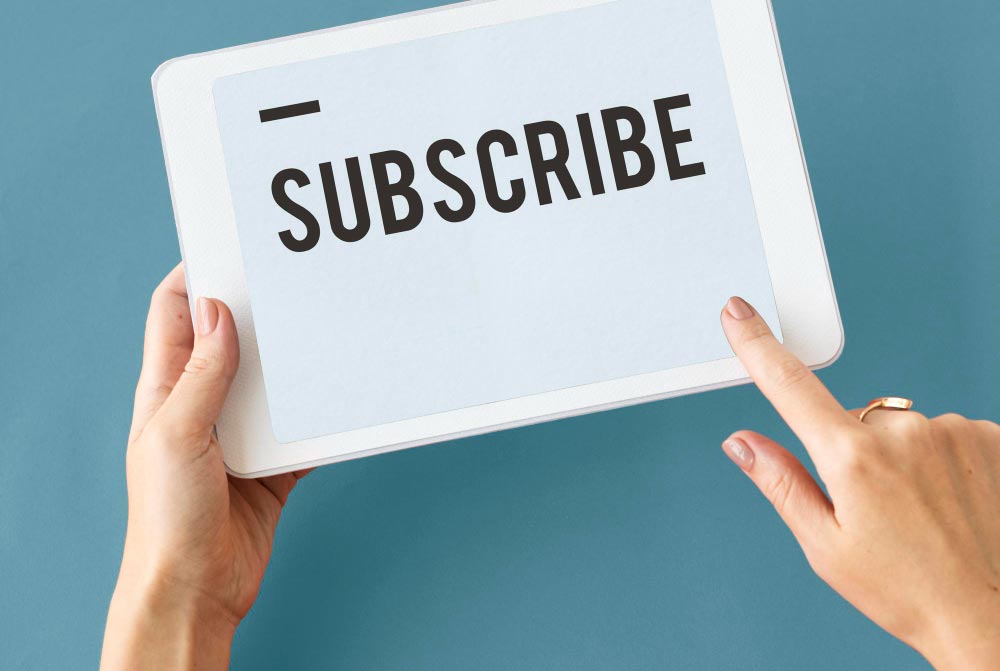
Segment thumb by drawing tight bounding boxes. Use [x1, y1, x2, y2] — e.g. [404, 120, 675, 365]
[154, 297, 240, 443]
[722, 431, 838, 556]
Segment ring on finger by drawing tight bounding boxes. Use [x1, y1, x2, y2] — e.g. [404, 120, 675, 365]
[858, 397, 915, 424]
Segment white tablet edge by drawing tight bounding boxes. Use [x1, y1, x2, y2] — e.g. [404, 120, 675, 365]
[152, 0, 843, 478]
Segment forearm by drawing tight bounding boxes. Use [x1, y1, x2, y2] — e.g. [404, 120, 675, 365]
[100, 569, 237, 671]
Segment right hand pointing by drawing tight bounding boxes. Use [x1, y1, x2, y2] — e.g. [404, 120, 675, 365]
[718, 297, 1000, 671]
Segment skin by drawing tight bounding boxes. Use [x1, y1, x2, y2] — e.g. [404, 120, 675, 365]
[101, 265, 311, 671]
[101, 267, 1000, 670]
[719, 296, 1000, 670]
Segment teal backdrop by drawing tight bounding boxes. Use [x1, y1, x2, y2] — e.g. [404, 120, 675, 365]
[1, 1, 998, 669]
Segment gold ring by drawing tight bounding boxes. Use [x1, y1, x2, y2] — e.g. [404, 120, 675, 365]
[859, 397, 914, 423]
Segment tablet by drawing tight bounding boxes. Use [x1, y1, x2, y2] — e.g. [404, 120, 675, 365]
[153, 0, 842, 477]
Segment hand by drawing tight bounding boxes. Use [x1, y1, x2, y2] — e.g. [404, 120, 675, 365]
[719, 297, 1000, 671]
[101, 264, 310, 671]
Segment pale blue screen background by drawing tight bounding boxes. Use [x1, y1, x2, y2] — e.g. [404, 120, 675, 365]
[2, 1, 998, 670]
[214, 0, 779, 443]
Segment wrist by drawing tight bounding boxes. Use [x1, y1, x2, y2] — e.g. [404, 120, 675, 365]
[101, 560, 238, 671]
[917, 607, 1000, 671]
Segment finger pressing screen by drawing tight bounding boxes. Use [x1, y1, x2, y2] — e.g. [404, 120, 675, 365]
[721, 297, 854, 454]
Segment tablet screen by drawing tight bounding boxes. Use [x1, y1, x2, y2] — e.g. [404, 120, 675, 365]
[213, 0, 780, 444]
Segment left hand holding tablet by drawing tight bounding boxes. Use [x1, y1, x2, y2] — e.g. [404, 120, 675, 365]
[719, 297, 1000, 671]
[100, 265, 310, 671]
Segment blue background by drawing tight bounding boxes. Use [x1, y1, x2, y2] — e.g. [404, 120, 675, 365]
[1, 1, 997, 669]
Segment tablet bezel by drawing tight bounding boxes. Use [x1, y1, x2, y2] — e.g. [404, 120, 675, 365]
[153, 0, 843, 477]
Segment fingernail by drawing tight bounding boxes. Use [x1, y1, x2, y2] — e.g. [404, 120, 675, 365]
[723, 437, 755, 472]
[196, 297, 219, 336]
[725, 297, 756, 321]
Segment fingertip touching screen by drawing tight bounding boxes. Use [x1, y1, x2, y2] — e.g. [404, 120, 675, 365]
[213, 0, 780, 444]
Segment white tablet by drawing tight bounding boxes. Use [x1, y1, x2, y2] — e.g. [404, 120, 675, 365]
[153, 0, 842, 477]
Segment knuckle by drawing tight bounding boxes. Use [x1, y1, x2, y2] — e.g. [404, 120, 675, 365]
[763, 472, 796, 513]
[896, 411, 930, 437]
[767, 356, 810, 393]
[902, 417, 939, 454]
[932, 413, 968, 431]
[740, 319, 773, 345]
[931, 413, 972, 445]
[185, 352, 225, 378]
[972, 419, 1000, 436]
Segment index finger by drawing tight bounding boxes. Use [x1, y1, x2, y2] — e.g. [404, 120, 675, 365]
[721, 297, 854, 449]
[130, 263, 194, 441]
